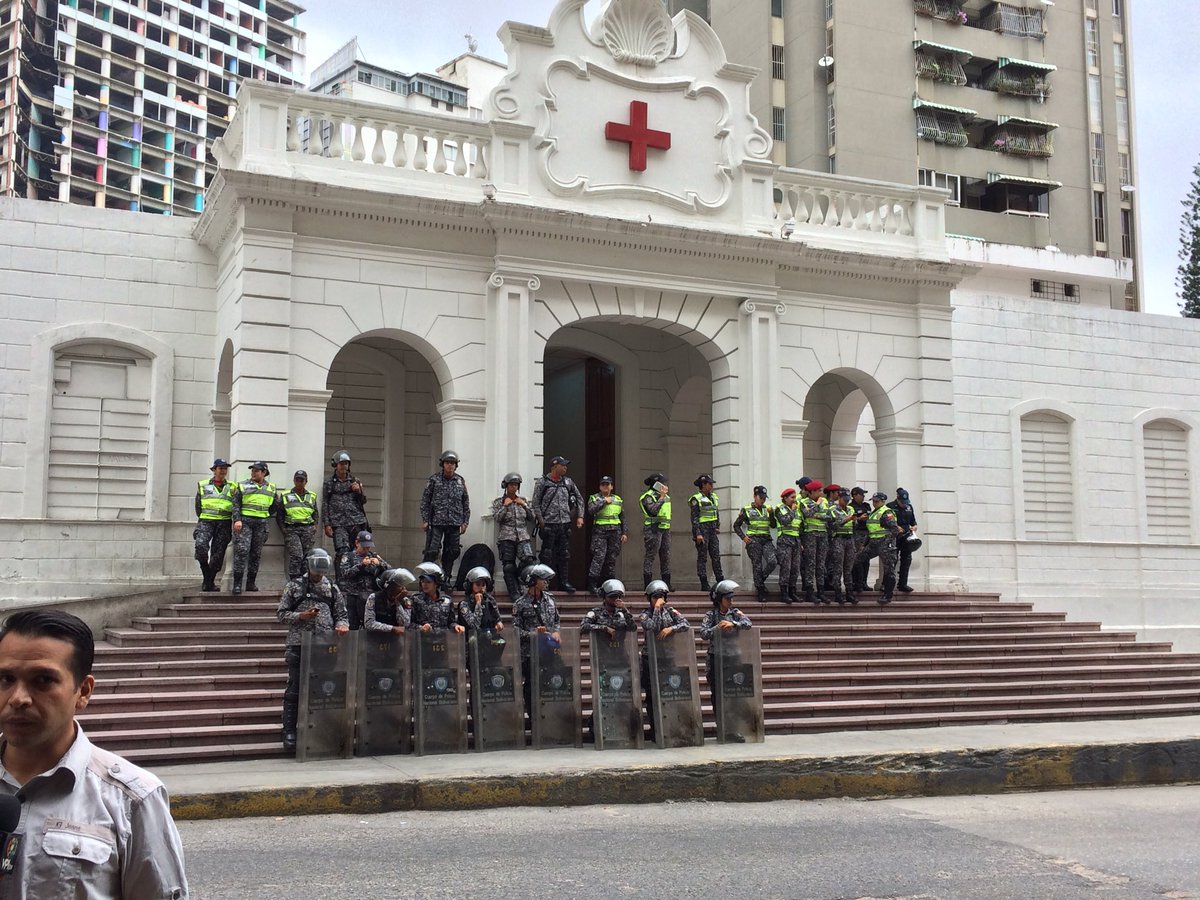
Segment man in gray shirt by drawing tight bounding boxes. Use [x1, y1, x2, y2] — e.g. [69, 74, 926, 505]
[0, 609, 188, 899]
[531, 456, 585, 594]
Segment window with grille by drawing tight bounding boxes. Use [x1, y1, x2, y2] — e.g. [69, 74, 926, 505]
[826, 94, 836, 147]
[825, 0, 834, 21]
[1085, 17, 1099, 69]
[1031, 279, 1080, 302]
[1144, 420, 1190, 540]
[1021, 413, 1074, 539]
[1113, 43, 1127, 92]
[1121, 207, 1134, 258]
[1119, 151, 1131, 185]
[48, 344, 151, 520]
[1090, 132, 1105, 183]
[772, 106, 785, 142]
[771, 44, 785, 79]
[1093, 190, 1107, 245]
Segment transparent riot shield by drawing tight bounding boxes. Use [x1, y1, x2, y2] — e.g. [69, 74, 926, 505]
[413, 629, 468, 755]
[529, 626, 582, 749]
[355, 630, 412, 757]
[644, 631, 703, 749]
[711, 627, 765, 744]
[297, 630, 357, 762]
[468, 629, 524, 752]
[588, 630, 643, 750]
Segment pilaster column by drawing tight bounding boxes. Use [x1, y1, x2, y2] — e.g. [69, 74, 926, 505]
[438, 397, 489, 545]
[286, 388, 332, 486]
[829, 442, 862, 488]
[737, 299, 787, 491]
[485, 270, 540, 490]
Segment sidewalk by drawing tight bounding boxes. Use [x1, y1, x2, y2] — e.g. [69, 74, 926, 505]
[160, 715, 1200, 820]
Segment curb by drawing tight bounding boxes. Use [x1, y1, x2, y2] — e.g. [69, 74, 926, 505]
[169, 738, 1200, 820]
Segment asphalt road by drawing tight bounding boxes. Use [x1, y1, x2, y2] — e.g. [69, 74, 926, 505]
[178, 785, 1200, 899]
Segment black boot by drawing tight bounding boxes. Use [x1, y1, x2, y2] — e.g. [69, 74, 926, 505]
[199, 562, 216, 592]
[586, 577, 599, 597]
[804, 588, 817, 604]
[561, 579, 577, 594]
[232, 574, 243, 596]
[664, 576, 674, 592]
[847, 591, 859, 606]
[282, 700, 298, 752]
[880, 575, 895, 605]
[245, 570, 259, 593]
[780, 585, 793, 605]
[756, 586, 769, 604]
[699, 575, 710, 593]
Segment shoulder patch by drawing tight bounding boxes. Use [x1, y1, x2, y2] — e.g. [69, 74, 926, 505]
[88, 747, 159, 801]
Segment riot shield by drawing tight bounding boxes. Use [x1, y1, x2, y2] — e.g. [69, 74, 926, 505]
[297, 630, 357, 762]
[711, 627, 765, 744]
[355, 630, 412, 757]
[588, 630, 643, 750]
[468, 629, 524, 752]
[413, 629, 468, 755]
[529, 626, 582, 749]
[644, 631, 703, 749]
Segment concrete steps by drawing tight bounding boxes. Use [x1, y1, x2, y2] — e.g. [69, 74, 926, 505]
[84, 588, 1200, 764]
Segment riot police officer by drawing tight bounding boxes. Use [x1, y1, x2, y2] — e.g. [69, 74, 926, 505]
[639, 473, 672, 591]
[492, 472, 537, 599]
[322, 450, 368, 580]
[364, 567, 414, 634]
[420, 450, 470, 587]
[410, 562, 463, 633]
[732, 486, 775, 604]
[586, 476, 627, 595]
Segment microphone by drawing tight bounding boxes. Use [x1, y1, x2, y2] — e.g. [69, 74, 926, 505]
[0, 795, 18, 835]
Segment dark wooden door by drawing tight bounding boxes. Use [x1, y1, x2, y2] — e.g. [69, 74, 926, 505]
[569, 358, 617, 587]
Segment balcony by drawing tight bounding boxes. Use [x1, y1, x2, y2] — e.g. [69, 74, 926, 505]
[914, 41, 971, 87]
[914, 0, 969, 25]
[984, 58, 1054, 102]
[987, 116, 1056, 159]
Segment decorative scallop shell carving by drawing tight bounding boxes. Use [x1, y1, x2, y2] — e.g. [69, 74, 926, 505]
[600, 0, 675, 66]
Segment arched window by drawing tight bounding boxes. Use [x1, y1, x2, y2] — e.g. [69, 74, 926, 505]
[1143, 419, 1191, 540]
[1020, 411, 1073, 539]
[48, 342, 152, 520]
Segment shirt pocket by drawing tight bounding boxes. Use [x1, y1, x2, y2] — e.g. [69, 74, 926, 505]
[42, 825, 115, 866]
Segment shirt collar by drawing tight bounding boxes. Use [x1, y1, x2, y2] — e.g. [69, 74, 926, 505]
[0, 724, 90, 792]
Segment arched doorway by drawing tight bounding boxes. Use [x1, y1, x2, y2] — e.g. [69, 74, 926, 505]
[802, 369, 895, 493]
[543, 321, 714, 588]
[212, 339, 232, 463]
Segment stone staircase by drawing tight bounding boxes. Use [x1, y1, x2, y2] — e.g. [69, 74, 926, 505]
[84, 589, 1200, 765]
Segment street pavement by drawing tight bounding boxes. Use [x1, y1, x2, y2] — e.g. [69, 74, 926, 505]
[178, 784, 1200, 899]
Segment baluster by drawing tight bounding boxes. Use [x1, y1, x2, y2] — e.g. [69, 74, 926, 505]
[328, 114, 345, 159]
[370, 123, 387, 165]
[413, 130, 428, 171]
[392, 126, 409, 169]
[432, 133, 448, 174]
[286, 109, 300, 152]
[856, 194, 875, 231]
[883, 201, 899, 234]
[777, 185, 795, 222]
[804, 188, 823, 226]
[897, 200, 915, 236]
[350, 120, 366, 162]
[473, 140, 489, 179]
[305, 112, 324, 156]
[825, 191, 843, 227]
[453, 136, 468, 176]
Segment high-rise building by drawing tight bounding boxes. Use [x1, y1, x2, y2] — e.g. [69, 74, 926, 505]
[0, 0, 305, 216]
[706, 0, 1141, 311]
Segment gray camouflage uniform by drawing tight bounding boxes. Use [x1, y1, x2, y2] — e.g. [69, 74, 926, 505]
[826, 504, 857, 599]
[231, 480, 278, 588]
[491, 494, 537, 597]
[699, 606, 752, 685]
[732, 503, 776, 592]
[364, 592, 412, 632]
[532, 474, 585, 585]
[579, 604, 637, 634]
[587, 493, 627, 585]
[276, 575, 349, 736]
[512, 590, 561, 658]
[800, 497, 832, 598]
[322, 472, 368, 576]
[343, 550, 390, 630]
[640, 491, 672, 584]
[410, 591, 457, 631]
[420, 471, 470, 579]
[689, 492, 723, 585]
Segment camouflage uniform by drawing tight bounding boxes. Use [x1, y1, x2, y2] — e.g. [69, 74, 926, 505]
[410, 590, 457, 631]
[363, 592, 412, 632]
[639, 489, 672, 585]
[774, 502, 802, 599]
[579, 604, 637, 634]
[851, 499, 872, 591]
[491, 493, 537, 598]
[640, 602, 691, 741]
[699, 606, 752, 686]
[512, 588, 561, 711]
[855, 504, 903, 600]
[531, 474, 585, 587]
[826, 503, 858, 602]
[276, 575, 349, 741]
[231, 479, 279, 589]
[457, 591, 503, 634]
[343, 551, 390, 630]
[277, 488, 318, 580]
[586, 492, 627, 586]
[194, 478, 234, 581]
[732, 503, 776, 594]
[689, 491, 723, 587]
[322, 472, 368, 577]
[800, 495, 832, 600]
[420, 470, 470, 580]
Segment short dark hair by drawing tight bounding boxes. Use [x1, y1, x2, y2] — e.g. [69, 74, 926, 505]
[0, 609, 94, 685]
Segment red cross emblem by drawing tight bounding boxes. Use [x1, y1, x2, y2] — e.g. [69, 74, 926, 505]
[604, 100, 671, 172]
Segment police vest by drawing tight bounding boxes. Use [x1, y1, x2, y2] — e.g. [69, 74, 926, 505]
[778, 504, 801, 538]
[373, 596, 404, 628]
[803, 496, 831, 533]
[742, 504, 773, 537]
[690, 492, 719, 524]
[197, 480, 234, 521]
[833, 506, 855, 536]
[590, 494, 623, 527]
[239, 480, 277, 518]
[641, 489, 672, 529]
[866, 505, 894, 539]
[282, 489, 317, 526]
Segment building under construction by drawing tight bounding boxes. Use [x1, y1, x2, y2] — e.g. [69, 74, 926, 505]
[0, 0, 305, 215]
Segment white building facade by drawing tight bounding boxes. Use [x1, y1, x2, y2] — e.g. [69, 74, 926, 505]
[0, 0, 1196, 649]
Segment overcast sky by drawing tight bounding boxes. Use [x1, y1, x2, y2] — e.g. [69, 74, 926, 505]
[297, 1, 1198, 318]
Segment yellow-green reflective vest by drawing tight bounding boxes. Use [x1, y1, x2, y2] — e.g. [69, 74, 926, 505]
[282, 489, 317, 525]
[833, 505, 855, 536]
[690, 491, 719, 524]
[239, 480, 277, 518]
[803, 496, 830, 533]
[742, 503, 773, 537]
[590, 493, 623, 526]
[641, 489, 672, 529]
[866, 505, 893, 539]
[779, 504, 801, 537]
[197, 479, 234, 521]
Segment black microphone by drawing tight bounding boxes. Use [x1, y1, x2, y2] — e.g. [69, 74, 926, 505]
[0, 795, 18, 835]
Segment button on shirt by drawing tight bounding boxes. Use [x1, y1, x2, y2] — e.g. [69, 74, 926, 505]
[0, 726, 188, 900]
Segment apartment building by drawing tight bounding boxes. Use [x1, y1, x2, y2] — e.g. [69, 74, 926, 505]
[0, 0, 304, 215]
[706, 0, 1140, 310]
